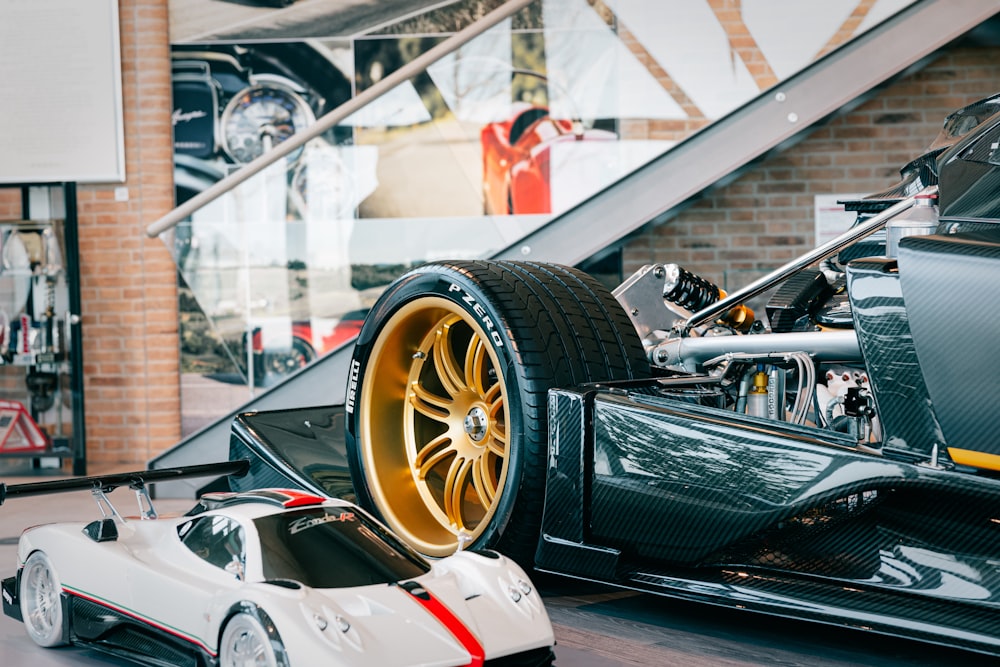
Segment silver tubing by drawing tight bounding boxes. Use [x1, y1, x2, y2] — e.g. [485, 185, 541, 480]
[682, 186, 938, 331]
[657, 330, 862, 373]
[145, 0, 537, 238]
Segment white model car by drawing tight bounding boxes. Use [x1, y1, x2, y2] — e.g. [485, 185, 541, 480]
[0, 463, 555, 666]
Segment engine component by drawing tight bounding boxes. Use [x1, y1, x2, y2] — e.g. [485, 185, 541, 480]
[768, 365, 785, 421]
[813, 291, 853, 328]
[765, 269, 833, 333]
[813, 366, 880, 444]
[653, 330, 860, 373]
[745, 368, 768, 418]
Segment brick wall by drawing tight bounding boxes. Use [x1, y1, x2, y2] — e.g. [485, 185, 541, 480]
[74, 0, 179, 466]
[0, 0, 177, 467]
[622, 46, 1000, 292]
[0, 190, 18, 219]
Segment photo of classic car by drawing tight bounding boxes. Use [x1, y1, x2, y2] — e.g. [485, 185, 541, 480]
[480, 102, 617, 215]
[227, 92, 1000, 658]
[0, 463, 555, 666]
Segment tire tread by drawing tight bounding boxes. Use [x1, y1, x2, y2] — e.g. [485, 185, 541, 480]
[437, 261, 648, 563]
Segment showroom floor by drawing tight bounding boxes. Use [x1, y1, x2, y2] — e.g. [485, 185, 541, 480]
[2, 460, 997, 667]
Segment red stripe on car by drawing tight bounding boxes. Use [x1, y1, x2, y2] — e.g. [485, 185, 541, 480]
[273, 489, 329, 507]
[400, 582, 484, 667]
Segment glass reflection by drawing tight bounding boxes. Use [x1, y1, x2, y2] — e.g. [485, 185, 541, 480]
[169, 0, 918, 434]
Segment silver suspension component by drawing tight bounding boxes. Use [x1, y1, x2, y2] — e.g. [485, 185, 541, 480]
[613, 264, 697, 345]
[662, 264, 721, 311]
[655, 330, 861, 374]
[614, 263, 754, 360]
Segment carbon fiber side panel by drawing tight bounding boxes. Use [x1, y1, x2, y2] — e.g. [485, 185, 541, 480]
[71, 596, 204, 667]
[898, 230, 1000, 459]
[536, 388, 622, 579]
[228, 405, 355, 501]
[845, 257, 946, 461]
[537, 384, 1000, 654]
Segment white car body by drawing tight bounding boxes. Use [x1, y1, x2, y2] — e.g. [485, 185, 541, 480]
[3, 487, 554, 666]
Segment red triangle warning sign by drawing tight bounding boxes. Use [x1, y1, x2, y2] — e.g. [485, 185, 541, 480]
[0, 399, 50, 452]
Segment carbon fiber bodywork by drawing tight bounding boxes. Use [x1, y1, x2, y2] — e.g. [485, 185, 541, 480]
[898, 231, 1000, 461]
[70, 595, 207, 667]
[539, 383, 1000, 655]
[846, 258, 945, 460]
[228, 405, 355, 504]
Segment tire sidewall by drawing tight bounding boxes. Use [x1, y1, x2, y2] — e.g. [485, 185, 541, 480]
[345, 265, 527, 552]
[20, 551, 66, 647]
[220, 606, 288, 667]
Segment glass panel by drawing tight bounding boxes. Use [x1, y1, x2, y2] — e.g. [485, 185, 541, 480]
[168, 0, 919, 434]
[178, 514, 246, 574]
[254, 506, 430, 587]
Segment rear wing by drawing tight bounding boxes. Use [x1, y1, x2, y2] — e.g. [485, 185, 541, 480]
[0, 460, 250, 506]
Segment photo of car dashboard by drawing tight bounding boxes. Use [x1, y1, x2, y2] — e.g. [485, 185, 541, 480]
[171, 42, 351, 203]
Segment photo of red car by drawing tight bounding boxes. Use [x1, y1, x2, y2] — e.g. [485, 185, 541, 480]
[480, 103, 617, 215]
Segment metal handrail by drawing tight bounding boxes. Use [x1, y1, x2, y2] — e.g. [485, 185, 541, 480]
[145, 0, 536, 238]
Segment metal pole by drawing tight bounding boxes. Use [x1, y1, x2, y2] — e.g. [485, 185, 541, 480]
[61, 182, 88, 476]
[145, 0, 536, 238]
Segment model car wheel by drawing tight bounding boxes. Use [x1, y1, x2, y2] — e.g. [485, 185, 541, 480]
[346, 260, 649, 564]
[20, 551, 67, 648]
[220, 612, 286, 667]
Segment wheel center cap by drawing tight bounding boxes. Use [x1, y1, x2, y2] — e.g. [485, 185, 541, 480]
[464, 406, 489, 442]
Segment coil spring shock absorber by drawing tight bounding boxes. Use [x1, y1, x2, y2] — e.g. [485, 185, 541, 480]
[663, 264, 721, 311]
[662, 264, 754, 332]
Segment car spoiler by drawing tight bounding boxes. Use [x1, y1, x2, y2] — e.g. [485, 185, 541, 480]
[0, 459, 250, 506]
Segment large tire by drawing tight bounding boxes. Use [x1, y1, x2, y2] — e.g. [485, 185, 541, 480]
[20, 551, 68, 648]
[345, 260, 648, 566]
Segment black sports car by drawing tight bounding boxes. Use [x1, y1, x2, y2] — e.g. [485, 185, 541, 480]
[229, 92, 1000, 657]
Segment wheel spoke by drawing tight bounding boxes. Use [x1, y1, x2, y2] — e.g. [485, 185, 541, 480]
[485, 387, 507, 455]
[29, 567, 53, 629]
[444, 456, 474, 529]
[409, 383, 451, 421]
[484, 431, 506, 457]
[414, 433, 456, 479]
[472, 454, 497, 506]
[465, 337, 487, 395]
[483, 380, 501, 405]
[432, 320, 466, 397]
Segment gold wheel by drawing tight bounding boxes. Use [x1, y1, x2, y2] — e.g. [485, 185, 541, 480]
[359, 297, 509, 557]
[348, 261, 649, 565]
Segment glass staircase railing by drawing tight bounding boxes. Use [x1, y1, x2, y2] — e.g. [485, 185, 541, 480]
[148, 0, 999, 482]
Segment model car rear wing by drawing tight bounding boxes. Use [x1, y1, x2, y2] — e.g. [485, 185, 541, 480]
[0, 459, 249, 514]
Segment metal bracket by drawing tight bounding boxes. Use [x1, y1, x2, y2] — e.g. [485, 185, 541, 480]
[131, 481, 158, 520]
[91, 487, 125, 524]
